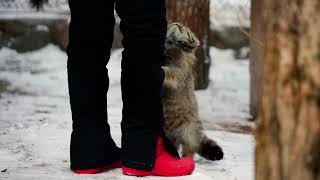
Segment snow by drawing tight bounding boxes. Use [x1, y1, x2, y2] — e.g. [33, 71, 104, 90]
[197, 48, 253, 133]
[0, 0, 69, 13]
[0, 0, 249, 28]
[0, 45, 254, 179]
[210, 0, 251, 28]
[0, 11, 69, 20]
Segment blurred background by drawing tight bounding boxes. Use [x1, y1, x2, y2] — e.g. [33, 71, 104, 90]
[0, 0, 255, 179]
[1, 1, 318, 180]
[0, 0, 254, 108]
[0, 0, 250, 57]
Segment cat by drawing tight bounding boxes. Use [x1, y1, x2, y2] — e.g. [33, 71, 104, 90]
[162, 22, 223, 161]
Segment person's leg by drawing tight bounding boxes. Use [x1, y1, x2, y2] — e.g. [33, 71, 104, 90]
[67, 0, 120, 171]
[115, 0, 167, 170]
[116, 0, 194, 176]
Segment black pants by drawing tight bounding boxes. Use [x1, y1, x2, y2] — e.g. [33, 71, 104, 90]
[67, 0, 178, 171]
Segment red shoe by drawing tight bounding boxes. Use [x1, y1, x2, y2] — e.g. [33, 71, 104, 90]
[73, 160, 122, 174]
[122, 137, 195, 177]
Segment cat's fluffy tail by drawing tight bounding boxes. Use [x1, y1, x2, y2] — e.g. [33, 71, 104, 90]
[198, 135, 224, 161]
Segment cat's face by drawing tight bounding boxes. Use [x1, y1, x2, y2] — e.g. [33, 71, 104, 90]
[165, 23, 200, 54]
[164, 23, 200, 66]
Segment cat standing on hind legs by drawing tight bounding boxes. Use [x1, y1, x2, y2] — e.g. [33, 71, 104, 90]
[162, 23, 224, 161]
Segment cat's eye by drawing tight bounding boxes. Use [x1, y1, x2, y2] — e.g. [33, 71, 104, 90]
[182, 46, 193, 52]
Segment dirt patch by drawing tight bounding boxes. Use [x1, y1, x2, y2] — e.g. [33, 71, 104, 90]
[0, 79, 10, 93]
[216, 122, 253, 134]
[7, 89, 34, 96]
[0, 79, 34, 96]
[204, 120, 254, 134]
[34, 110, 50, 114]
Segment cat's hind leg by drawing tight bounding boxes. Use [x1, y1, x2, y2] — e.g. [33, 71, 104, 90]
[179, 122, 203, 158]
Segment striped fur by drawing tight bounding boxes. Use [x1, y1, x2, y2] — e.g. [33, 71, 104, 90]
[162, 23, 223, 161]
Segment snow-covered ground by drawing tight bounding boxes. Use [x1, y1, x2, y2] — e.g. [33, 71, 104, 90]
[0, 45, 254, 180]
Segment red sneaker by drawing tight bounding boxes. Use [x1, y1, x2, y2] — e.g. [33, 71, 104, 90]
[122, 137, 195, 177]
[73, 160, 122, 174]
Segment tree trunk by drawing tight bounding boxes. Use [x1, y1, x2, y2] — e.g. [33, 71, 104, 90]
[166, 0, 210, 90]
[250, 0, 265, 120]
[255, 0, 320, 180]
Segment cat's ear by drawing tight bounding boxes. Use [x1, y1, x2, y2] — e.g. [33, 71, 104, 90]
[166, 22, 183, 43]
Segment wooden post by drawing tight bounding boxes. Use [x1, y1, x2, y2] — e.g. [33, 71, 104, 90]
[166, 0, 210, 90]
[255, 0, 320, 179]
[250, 0, 265, 120]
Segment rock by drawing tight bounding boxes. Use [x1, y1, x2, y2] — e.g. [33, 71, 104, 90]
[0, 15, 123, 52]
[0, 21, 31, 36]
[49, 19, 69, 50]
[0, 16, 69, 52]
[209, 26, 250, 50]
[10, 31, 51, 52]
[234, 47, 250, 60]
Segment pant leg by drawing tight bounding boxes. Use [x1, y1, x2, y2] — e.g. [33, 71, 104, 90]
[67, 0, 120, 170]
[115, 0, 178, 171]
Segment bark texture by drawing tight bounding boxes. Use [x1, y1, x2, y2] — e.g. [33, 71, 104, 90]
[166, 0, 210, 89]
[255, 0, 320, 180]
[250, 0, 265, 120]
